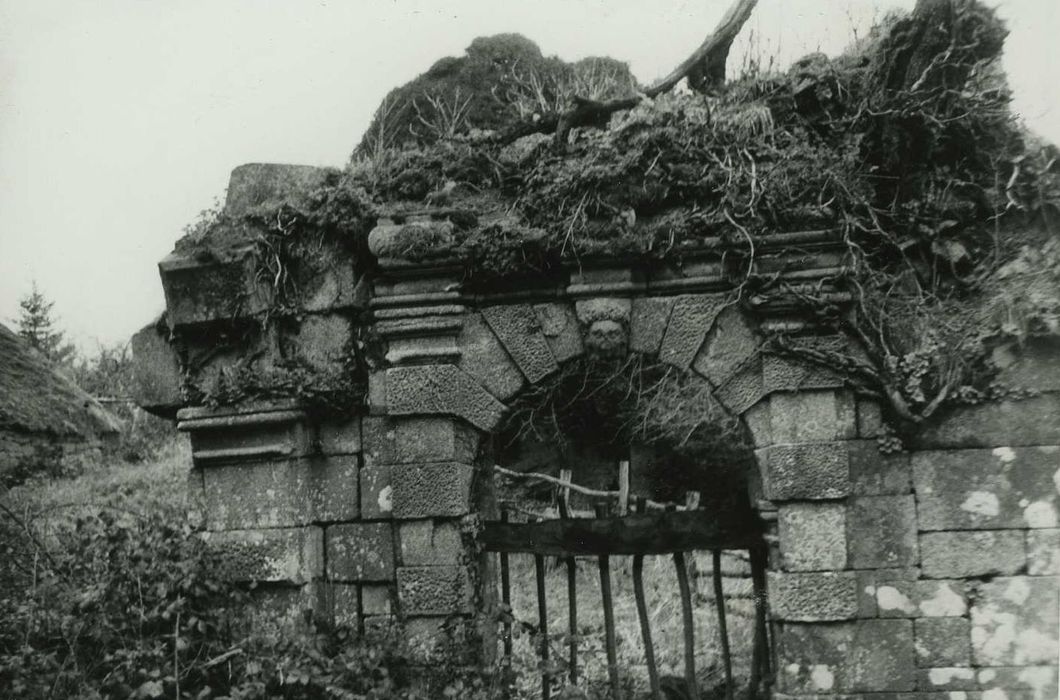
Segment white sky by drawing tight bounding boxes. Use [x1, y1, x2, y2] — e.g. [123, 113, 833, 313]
[1, 0, 1057, 352]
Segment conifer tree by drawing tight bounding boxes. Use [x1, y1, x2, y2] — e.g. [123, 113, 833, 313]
[17, 282, 75, 365]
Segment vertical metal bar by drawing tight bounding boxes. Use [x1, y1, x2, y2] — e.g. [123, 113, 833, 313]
[712, 550, 734, 700]
[673, 549, 700, 699]
[633, 498, 661, 700]
[535, 550, 550, 700]
[500, 507, 512, 659]
[595, 505, 622, 700]
[748, 545, 771, 698]
[557, 476, 578, 686]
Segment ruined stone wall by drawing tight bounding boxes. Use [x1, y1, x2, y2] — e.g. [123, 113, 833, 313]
[137, 164, 1059, 696]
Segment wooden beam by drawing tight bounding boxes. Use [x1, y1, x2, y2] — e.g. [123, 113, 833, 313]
[480, 510, 762, 556]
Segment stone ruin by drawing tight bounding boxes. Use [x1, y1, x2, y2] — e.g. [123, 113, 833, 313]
[130, 160, 1060, 698]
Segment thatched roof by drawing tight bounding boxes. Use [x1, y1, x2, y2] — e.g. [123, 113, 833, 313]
[0, 323, 121, 439]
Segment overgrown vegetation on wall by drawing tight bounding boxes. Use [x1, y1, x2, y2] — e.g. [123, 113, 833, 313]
[176, 0, 1059, 436]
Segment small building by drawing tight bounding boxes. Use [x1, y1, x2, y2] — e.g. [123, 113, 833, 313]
[0, 323, 120, 486]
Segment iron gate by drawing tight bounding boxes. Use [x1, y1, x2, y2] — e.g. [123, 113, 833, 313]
[481, 478, 772, 700]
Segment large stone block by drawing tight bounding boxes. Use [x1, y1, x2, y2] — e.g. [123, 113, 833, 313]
[992, 337, 1060, 392]
[532, 302, 583, 362]
[178, 402, 313, 466]
[975, 665, 1059, 698]
[971, 576, 1059, 667]
[400, 520, 465, 566]
[1027, 528, 1060, 575]
[915, 666, 977, 691]
[915, 395, 1060, 448]
[913, 446, 1060, 531]
[919, 530, 1026, 579]
[159, 247, 271, 327]
[397, 566, 471, 615]
[849, 440, 911, 496]
[761, 337, 845, 394]
[326, 523, 395, 582]
[290, 314, 353, 372]
[360, 463, 393, 519]
[847, 495, 918, 568]
[130, 318, 182, 415]
[391, 462, 474, 518]
[914, 579, 969, 618]
[457, 313, 525, 400]
[482, 304, 558, 384]
[778, 503, 847, 571]
[769, 391, 857, 443]
[690, 303, 756, 383]
[224, 163, 333, 217]
[629, 296, 676, 355]
[203, 527, 323, 584]
[714, 355, 765, 415]
[768, 571, 859, 621]
[914, 617, 971, 667]
[660, 294, 725, 369]
[316, 419, 361, 456]
[202, 456, 358, 529]
[385, 364, 505, 431]
[776, 619, 915, 693]
[867, 569, 921, 618]
[326, 583, 359, 629]
[758, 442, 850, 501]
[362, 416, 478, 466]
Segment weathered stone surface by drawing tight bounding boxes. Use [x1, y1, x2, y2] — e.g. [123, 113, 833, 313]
[180, 401, 313, 466]
[360, 463, 392, 519]
[301, 258, 361, 313]
[309, 455, 360, 522]
[854, 567, 913, 618]
[915, 666, 977, 691]
[575, 298, 630, 356]
[361, 584, 393, 617]
[291, 314, 353, 372]
[317, 420, 361, 456]
[743, 401, 772, 447]
[919, 530, 1026, 579]
[482, 304, 558, 384]
[532, 302, 583, 362]
[203, 527, 323, 584]
[203, 460, 307, 529]
[386, 335, 460, 365]
[224, 163, 332, 217]
[629, 296, 676, 355]
[391, 462, 474, 518]
[714, 355, 765, 415]
[245, 582, 325, 634]
[159, 249, 270, 327]
[130, 318, 182, 415]
[849, 440, 911, 495]
[856, 398, 885, 438]
[768, 571, 859, 621]
[915, 617, 971, 667]
[660, 294, 725, 369]
[913, 447, 1060, 531]
[400, 520, 464, 566]
[915, 579, 969, 617]
[202, 456, 358, 528]
[1027, 528, 1060, 575]
[327, 583, 359, 629]
[915, 395, 1060, 448]
[397, 566, 471, 615]
[689, 303, 755, 381]
[367, 370, 387, 414]
[457, 313, 525, 400]
[362, 416, 478, 466]
[975, 665, 1059, 697]
[762, 336, 846, 393]
[327, 523, 395, 581]
[971, 576, 1059, 667]
[847, 495, 918, 568]
[186, 466, 206, 529]
[386, 364, 505, 431]
[758, 442, 850, 501]
[769, 390, 857, 443]
[778, 503, 847, 571]
[992, 337, 1060, 392]
[777, 619, 915, 693]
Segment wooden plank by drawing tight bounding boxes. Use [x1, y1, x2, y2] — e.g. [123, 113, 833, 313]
[556, 478, 579, 686]
[712, 550, 735, 700]
[617, 460, 630, 515]
[500, 508, 513, 659]
[598, 554, 623, 700]
[480, 510, 760, 555]
[748, 545, 771, 698]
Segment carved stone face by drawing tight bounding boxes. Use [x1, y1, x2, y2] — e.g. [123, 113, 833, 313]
[585, 318, 627, 356]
